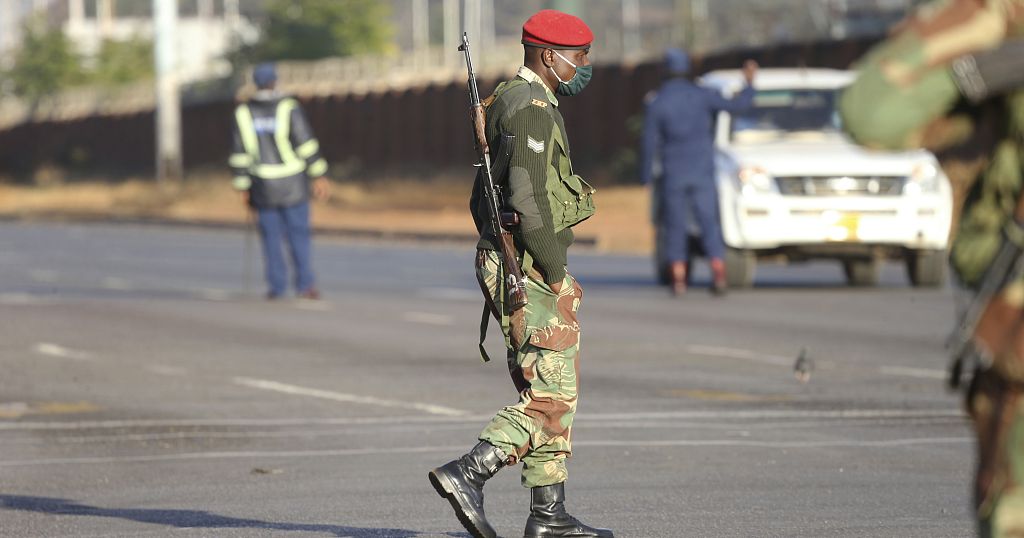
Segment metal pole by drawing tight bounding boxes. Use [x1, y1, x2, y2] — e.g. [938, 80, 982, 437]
[443, 0, 460, 67]
[464, 0, 480, 52]
[481, 0, 494, 51]
[412, 0, 428, 67]
[98, 0, 114, 38]
[621, 0, 640, 60]
[154, 0, 182, 182]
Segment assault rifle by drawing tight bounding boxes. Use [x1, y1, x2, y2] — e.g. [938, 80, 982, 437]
[946, 40, 1024, 388]
[459, 32, 527, 311]
[947, 238, 1024, 389]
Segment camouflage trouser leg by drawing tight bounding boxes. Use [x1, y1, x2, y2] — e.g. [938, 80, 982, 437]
[474, 249, 582, 488]
[969, 369, 1024, 538]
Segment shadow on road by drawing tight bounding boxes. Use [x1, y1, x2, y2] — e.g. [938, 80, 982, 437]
[0, 495, 468, 537]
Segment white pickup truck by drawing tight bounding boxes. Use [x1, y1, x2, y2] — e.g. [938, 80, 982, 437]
[658, 68, 953, 288]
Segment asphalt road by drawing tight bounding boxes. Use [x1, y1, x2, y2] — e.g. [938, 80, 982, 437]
[0, 222, 973, 537]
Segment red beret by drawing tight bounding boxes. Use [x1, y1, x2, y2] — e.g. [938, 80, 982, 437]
[521, 9, 593, 49]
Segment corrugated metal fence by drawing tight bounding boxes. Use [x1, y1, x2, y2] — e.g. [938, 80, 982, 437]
[0, 37, 877, 182]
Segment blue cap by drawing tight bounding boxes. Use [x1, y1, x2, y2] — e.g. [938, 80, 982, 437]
[253, 63, 277, 87]
[664, 48, 690, 75]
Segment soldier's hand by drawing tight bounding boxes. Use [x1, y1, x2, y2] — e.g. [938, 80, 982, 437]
[312, 177, 331, 201]
[743, 60, 759, 85]
[548, 280, 563, 294]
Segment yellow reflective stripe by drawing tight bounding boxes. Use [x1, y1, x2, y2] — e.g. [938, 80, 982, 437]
[276, 99, 301, 165]
[234, 104, 259, 160]
[232, 176, 252, 190]
[295, 139, 319, 159]
[253, 161, 307, 179]
[308, 158, 327, 177]
[229, 153, 252, 168]
[235, 99, 312, 180]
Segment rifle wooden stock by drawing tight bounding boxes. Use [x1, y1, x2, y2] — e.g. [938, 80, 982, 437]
[498, 232, 528, 310]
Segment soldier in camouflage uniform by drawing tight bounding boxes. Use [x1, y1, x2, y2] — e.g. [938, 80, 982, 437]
[840, 1, 1024, 536]
[428, 9, 613, 538]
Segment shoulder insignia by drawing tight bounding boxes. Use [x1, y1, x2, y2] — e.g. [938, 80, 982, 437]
[531, 98, 548, 108]
[527, 136, 545, 153]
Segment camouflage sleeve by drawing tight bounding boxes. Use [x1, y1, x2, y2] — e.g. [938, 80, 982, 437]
[840, 0, 1021, 151]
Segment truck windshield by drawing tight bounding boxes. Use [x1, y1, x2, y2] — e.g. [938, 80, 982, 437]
[730, 89, 841, 143]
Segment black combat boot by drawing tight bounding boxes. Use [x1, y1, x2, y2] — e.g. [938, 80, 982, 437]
[429, 441, 507, 538]
[523, 482, 614, 538]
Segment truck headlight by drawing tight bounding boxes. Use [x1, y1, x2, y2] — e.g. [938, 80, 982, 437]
[738, 166, 774, 194]
[904, 162, 941, 194]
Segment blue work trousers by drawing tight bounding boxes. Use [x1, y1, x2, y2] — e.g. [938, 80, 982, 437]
[662, 180, 724, 263]
[257, 201, 315, 296]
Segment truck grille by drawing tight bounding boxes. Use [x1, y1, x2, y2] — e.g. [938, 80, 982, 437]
[775, 176, 905, 196]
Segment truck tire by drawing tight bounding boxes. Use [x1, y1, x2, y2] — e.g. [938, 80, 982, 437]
[843, 258, 880, 287]
[906, 249, 947, 288]
[725, 248, 756, 288]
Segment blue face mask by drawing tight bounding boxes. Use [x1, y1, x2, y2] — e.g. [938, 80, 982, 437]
[550, 50, 592, 96]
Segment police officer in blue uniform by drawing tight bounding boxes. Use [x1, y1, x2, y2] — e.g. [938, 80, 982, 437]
[640, 49, 757, 295]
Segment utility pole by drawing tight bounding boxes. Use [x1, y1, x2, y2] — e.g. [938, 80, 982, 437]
[621, 0, 640, 61]
[480, 0, 494, 51]
[464, 0, 480, 51]
[154, 0, 182, 182]
[412, 0, 429, 67]
[443, 0, 460, 67]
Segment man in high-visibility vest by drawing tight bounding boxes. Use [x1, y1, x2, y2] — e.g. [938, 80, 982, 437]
[230, 63, 329, 300]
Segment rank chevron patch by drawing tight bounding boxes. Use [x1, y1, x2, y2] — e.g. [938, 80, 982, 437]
[527, 136, 545, 154]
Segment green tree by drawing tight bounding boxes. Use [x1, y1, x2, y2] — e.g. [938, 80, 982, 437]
[4, 18, 84, 100]
[258, 0, 394, 61]
[91, 37, 155, 86]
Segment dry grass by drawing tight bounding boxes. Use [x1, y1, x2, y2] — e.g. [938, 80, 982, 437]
[0, 176, 655, 254]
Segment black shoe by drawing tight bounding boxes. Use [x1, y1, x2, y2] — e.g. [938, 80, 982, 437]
[429, 441, 507, 538]
[524, 482, 613, 538]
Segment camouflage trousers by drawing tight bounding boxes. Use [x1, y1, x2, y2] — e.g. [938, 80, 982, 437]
[475, 249, 582, 488]
[958, 281, 1024, 537]
[969, 368, 1024, 538]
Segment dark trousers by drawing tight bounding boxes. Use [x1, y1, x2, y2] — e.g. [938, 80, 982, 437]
[256, 201, 314, 296]
[662, 180, 724, 263]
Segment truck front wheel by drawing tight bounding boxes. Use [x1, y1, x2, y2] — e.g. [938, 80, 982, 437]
[906, 249, 947, 288]
[843, 258, 880, 287]
[725, 248, 756, 288]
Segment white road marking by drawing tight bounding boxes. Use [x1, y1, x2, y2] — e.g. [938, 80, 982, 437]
[196, 288, 231, 301]
[33, 342, 94, 361]
[232, 377, 469, 417]
[29, 269, 59, 283]
[879, 366, 947, 380]
[685, 345, 794, 366]
[0, 293, 54, 305]
[401, 311, 454, 326]
[101, 277, 133, 290]
[0, 408, 964, 431]
[146, 365, 188, 376]
[0, 437, 971, 468]
[292, 301, 333, 311]
[0, 402, 30, 418]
